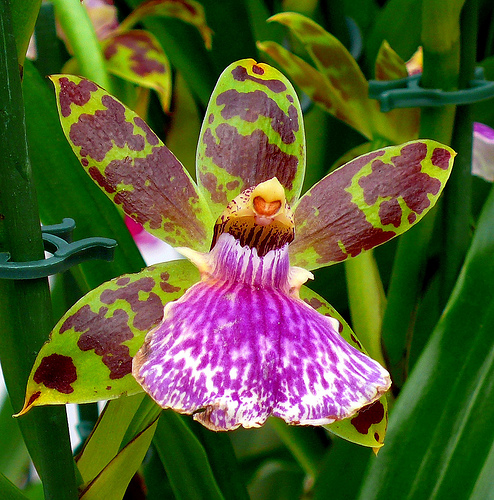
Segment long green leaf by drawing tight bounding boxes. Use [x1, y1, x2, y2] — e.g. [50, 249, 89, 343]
[154, 411, 225, 500]
[0, 472, 28, 500]
[80, 418, 158, 499]
[359, 185, 494, 497]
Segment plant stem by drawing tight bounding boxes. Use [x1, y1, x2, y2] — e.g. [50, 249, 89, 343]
[51, 0, 112, 91]
[441, 0, 478, 303]
[0, 1, 78, 498]
[344, 250, 386, 366]
[380, 0, 463, 389]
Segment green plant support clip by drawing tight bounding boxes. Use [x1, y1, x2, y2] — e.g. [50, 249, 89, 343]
[369, 67, 494, 112]
[0, 218, 117, 279]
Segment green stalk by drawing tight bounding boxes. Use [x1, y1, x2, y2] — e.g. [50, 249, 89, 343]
[380, 0, 463, 388]
[344, 251, 386, 366]
[267, 419, 325, 478]
[0, 1, 78, 498]
[441, 0, 478, 303]
[50, 0, 112, 91]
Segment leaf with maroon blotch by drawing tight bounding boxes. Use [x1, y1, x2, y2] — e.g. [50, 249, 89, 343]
[16, 261, 199, 415]
[101, 30, 172, 112]
[290, 140, 456, 271]
[196, 58, 306, 219]
[50, 74, 215, 251]
[299, 286, 388, 448]
[119, 0, 213, 50]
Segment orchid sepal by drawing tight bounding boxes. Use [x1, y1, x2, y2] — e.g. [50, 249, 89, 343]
[196, 58, 306, 219]
[290, 140, 456, 271]
[16, 260, 198, 416]
[50, 74, 215, 251]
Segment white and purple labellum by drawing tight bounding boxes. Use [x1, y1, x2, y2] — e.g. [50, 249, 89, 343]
[132, 178, 391, 431]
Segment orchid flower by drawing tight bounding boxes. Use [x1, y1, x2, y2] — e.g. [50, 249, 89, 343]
[473, 122, 494, 182]
[18, 59, 454, 447]
[257, 12, 420, 147]
[60, 0, 212, 112]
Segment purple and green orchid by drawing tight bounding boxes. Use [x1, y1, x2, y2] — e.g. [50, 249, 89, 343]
[59, 0, 212, 112]
[18, 59, 454, 447]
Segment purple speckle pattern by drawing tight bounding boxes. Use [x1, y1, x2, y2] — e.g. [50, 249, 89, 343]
[133, 234, 390, 430]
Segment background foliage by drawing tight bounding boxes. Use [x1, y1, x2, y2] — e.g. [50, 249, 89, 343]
[1, 0, 494, 498]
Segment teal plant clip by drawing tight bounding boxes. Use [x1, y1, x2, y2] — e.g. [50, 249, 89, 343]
[0, 218, 117, 279]
[369, 67, 494, 112]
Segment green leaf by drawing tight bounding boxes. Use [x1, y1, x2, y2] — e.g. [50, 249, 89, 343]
[18, 260, 199, 413]
[79, 418, 158, 500]
[290, 140, 455, 271]
[101, 30, 172, 112]
[0, 396, 29, 485]
[10, 0, 40, 65]
[196, 58, 306, 218]
[76, 394, 146, 483]
[299, 286, 388, 448]
[50, 74, 214, 250]
[120, 0, 213, 50]
[153, 411, 225, 500]
[0, 472, 28, 500]
[359, 185, 494, 498]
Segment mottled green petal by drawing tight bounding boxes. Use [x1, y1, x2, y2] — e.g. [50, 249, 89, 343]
[373, 41, 420, 142]
[197, 58, 306, 218]
[50, 74, 214, 250]
[291, 140, 456, 270]
[258, 40, 372, 138]
[17, 261, 200, 414]
[119, 0, 213, 50]
[299, 287, 388, 448]
[374, 40, 408, 81]
[102, 30, 172, 112]
[267, 12, 376, 139]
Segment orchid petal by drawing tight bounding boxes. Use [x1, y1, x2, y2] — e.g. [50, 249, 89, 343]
[473, 122, 494, 182]
[101, 30, 172, 112]
[374, 41, 420, 141]
[17, 261, 199, 415]
[196, 58, 306, 218]
[266, 13, 375, 139]
[290, 140, 455, 270]
[133, 234, 390, 431]
[50, 74, 214, 250]
[119, 0, 213, 50]
[374, 40, 408, 81]
[299, 287, 388, 448]
[257, 40, 372, 138]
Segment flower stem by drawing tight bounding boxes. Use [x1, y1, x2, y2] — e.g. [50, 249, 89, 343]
[344, 250, 386, 366]
[0, 1, 78, 497]
[440, 0, 478, 304]
[380, 0, 463, 389]
[51, 0, 112, 91]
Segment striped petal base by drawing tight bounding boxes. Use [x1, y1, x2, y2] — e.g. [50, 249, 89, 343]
[133, 234, 390, 430]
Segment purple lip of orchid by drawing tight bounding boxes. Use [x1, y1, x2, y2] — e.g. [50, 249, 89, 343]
[132, 178, 391, 431]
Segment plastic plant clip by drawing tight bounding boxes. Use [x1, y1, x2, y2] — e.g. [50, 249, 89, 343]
[369, 67, 494, 112]
[0, 218, 117, 279]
